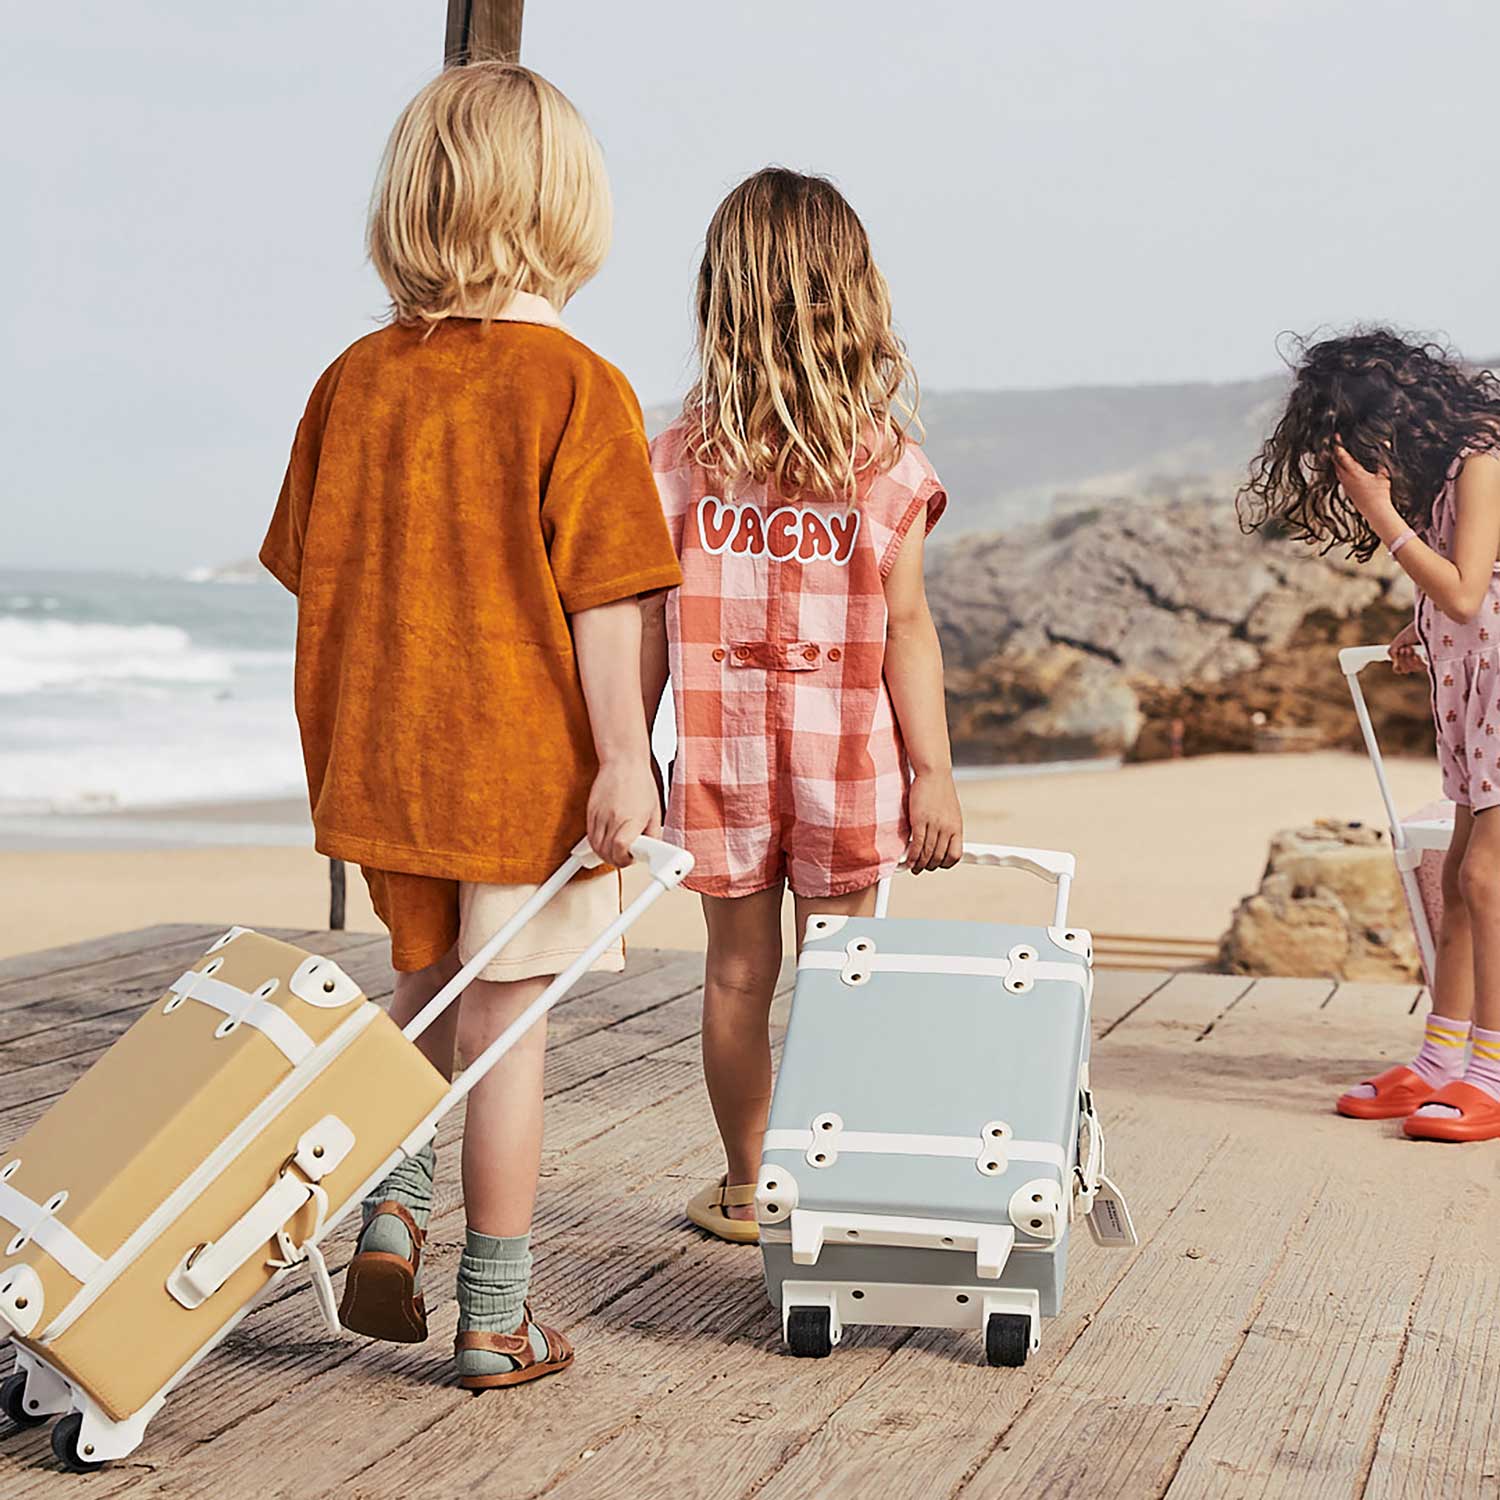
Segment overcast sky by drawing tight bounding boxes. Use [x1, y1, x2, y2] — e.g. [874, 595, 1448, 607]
[5, 0, 1500, 572]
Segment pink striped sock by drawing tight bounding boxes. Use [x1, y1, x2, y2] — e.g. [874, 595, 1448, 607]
[1465, 1025, 1500, 1102]
[1408, 1013, 1471, 1087]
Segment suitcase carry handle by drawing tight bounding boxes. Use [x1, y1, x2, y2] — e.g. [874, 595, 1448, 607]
[874, 842, 1075, 926]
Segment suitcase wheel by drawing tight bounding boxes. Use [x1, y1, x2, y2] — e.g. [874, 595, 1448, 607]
[785, 1306, 833, 1359]
[985, 1312, 1031, 1369]
[51, 1411, 105, 1473]
[1, 1371, 47, 1428]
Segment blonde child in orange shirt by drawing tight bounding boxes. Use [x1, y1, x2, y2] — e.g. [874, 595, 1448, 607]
[260, 65, 680, 1389]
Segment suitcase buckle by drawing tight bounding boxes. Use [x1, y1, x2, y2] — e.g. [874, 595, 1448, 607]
[839, 940, 875, 986]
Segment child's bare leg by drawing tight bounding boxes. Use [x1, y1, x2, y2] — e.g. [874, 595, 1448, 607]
[1344, 815, 1472, 1106]
[389, 945, 462, 1078]
[456, 976, 550, 1236]
[1459, 809, 1500, 1035]
[1433, 809, 1476, 1024]
[452, 974, 570, 1386]
[1413, 808, 1500, 1121]
[700, 885, 786, 1216]
[342, 947, 461, 1342]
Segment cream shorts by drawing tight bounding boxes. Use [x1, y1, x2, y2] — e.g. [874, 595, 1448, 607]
[362, 866, 625, 981]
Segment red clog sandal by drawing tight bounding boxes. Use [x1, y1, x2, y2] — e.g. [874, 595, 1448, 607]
[1403, 1081, 1500, 1141]
[1336, 1065, 1438, 1120]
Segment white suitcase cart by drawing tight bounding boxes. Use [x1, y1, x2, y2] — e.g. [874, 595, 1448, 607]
[1340, 644, 1451, 987]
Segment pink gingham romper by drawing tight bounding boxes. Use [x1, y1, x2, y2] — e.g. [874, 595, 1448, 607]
[1417, 451, 1500, 811]
[650, 423, 947, 898]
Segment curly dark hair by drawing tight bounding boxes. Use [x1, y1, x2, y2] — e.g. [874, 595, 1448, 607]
[1237, 327, 1500, 560]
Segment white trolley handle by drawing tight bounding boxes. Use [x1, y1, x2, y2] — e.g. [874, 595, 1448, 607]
[1337, 642, 1428, 851]
[875, 841, 1075, 926]
[406, 837, 694, 1107]
[405, 836, 692, 1044]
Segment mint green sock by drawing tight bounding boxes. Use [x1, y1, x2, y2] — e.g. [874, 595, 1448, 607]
[455, 1230, 550, 1376]
[357, 1144, 434, 1291]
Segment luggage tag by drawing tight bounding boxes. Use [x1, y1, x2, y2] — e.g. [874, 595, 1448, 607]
[1086, 1173, 1138, 1248]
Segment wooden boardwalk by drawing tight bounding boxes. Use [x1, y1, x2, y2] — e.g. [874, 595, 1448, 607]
[0, 925, 1494, 1498]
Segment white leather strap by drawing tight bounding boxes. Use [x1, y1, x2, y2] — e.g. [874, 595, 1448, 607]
[168, 970, 315, 1065]
[797, 949, 1087, 991]
[763, 1127, 1066, 1173]
[0, 1182, 103, 1284]
[166, 1116, 353, 1331]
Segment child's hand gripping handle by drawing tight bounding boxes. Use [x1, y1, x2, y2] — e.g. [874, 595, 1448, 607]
[403, 836, 694, 1049]
[876, 841, 1076, 926]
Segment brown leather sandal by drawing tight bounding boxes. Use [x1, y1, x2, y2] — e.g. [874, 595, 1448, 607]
[454, 1304, 575, 1392]
[338, 1201, 428, 1344]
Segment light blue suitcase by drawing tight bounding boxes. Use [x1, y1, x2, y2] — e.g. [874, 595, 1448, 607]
[757, 843, 1135, 1366]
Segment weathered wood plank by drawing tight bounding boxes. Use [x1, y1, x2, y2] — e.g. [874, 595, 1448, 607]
[1104, 972, 1254, 1043]
[0, 923, 218, 992]
[0, 931, 377, 1065]
[1362, 1256, 1500, 1499]
[627, 1101, 1220, 1500]
[1091, 968, 1173, 1032]
[0, 932, 1478, 1498]
[1162, 1185, 1438, 1498]
[0, 949, 704, 1134]
[0, 943, 687, 1078]
[949, 1136, 1309, 1498]
[1323, 980, 1424, 1021]
[1194, 977, 1430, 1122]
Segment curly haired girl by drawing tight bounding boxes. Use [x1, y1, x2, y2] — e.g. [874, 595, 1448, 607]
[1241, 327, 1500, 1139]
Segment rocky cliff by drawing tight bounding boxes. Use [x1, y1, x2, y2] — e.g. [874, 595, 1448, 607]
[928, 494, 1434, 763]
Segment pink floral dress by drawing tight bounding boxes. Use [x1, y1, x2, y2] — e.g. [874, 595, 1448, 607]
[1417, 452, 1500, 810]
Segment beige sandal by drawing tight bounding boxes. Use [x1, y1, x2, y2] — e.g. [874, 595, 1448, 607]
[685, 1177, 759, 1244]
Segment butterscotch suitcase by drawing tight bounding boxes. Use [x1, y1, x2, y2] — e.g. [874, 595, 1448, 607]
[0, 837, 693, 1471]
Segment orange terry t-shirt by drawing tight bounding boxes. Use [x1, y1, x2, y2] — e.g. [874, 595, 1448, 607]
[259, 320, 682, 885]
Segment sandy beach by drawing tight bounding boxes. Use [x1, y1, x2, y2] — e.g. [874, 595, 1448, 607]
[0, 750, 1440, 964]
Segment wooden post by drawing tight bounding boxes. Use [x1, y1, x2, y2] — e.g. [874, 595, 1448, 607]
[445, 0, 524, 65]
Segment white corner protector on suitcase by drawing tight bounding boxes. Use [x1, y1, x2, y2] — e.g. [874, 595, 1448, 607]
[164, 968, 323, 1065]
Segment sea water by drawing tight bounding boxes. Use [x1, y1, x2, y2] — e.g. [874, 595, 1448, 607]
[0, 569, 302, 818]
[0, 568, 1113, 846]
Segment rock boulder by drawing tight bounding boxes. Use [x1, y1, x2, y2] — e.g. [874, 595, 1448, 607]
[1218, 819, 1421, 981]
[926, 494, 1433, 763]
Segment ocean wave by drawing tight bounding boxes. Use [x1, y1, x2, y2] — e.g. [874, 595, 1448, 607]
[0, 617, 243, 695]
[0, 739, 306, 813]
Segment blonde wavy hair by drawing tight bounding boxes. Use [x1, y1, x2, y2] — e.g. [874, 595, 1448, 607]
[683, 168, 919, 502]
[369, 63, 611, 325]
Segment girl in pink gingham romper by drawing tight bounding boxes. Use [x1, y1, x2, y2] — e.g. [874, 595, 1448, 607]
[1240, 328, 1500, 1140]
[643, 169, 964, 1238]
[651, 430, 945, 900]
